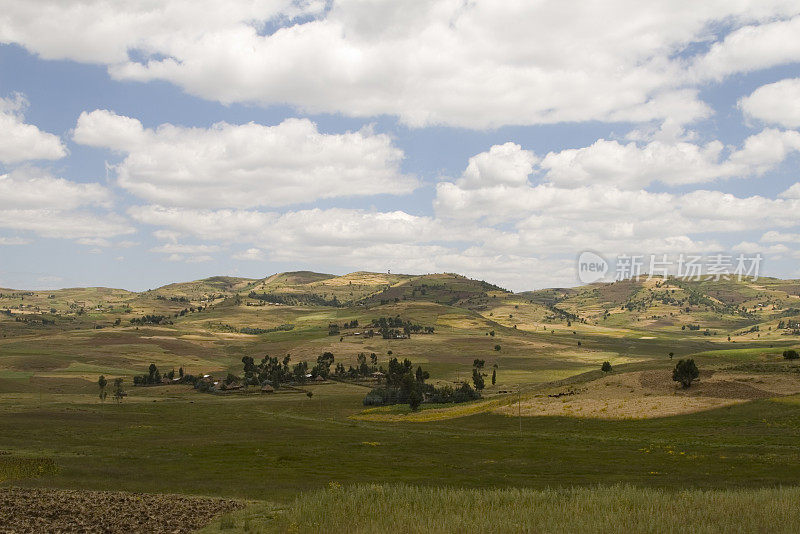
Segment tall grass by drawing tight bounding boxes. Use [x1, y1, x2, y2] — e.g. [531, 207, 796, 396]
[205, 483, 800, 533]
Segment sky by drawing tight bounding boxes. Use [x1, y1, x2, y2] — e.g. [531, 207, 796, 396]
[1, 0, 800, 292]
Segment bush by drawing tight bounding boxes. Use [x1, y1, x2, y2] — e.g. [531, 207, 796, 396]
[783, 350, 799, 360]
[672, 359, 699, 388]
[601, 361, 612, 372]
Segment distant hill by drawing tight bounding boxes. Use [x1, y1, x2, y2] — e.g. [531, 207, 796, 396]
[2, 272, 799, 338]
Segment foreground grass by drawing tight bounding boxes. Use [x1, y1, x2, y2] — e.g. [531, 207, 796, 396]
[203, 483, 800, 533]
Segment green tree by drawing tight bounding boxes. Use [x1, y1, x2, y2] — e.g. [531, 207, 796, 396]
[113, 377, 125, 402]
[783, 350, 799, 360]
[672, 359, 699, 388]
[98, 375, 107, 403]
[472, 368, 485, 391]
[491, 368, 496, 385]
[601, 361, 612, 372]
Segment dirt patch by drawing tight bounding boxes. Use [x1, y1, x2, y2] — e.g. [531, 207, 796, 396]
[495, 369, 800, 420]
[0, 487, 243, 533]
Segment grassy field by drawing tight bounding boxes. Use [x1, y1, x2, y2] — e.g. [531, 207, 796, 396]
[2, 271, 800, 531]
[202, 484, 800, 533]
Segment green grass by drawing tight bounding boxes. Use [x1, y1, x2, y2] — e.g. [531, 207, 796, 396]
[202, 483, 800, 533]
[5, 386, 800, 501]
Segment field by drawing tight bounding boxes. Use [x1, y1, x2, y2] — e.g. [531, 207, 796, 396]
[2, 271, 800, 531]
[202, 484, 800, 533]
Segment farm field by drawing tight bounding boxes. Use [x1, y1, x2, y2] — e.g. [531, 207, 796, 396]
[2, 271, 800, 531]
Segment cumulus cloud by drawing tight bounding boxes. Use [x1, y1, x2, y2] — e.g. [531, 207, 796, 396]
[692, 15, 800, 82]
[5, 2, 800, 128]
[0, 168, 111, 209]
[74, 110, 416, 208]
[0, 93, 66, 164]
[233, 248, 265, 261]
[539, 130, 800, 189]
[740, 78, 800, 128]
[0, 168, 131, 239]
[0, 237, 30, 245]
[0, 210, 133, 239]
[779, 183, 800, 199]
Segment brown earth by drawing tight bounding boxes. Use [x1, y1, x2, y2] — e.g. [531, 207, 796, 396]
[0, 487, 243, 533]
[495, 369, 800, 420]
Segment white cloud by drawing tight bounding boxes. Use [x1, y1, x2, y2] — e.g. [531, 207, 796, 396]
[76, 237, 111, 247]
[740, 78, 800, 128]
[0, 168, 111, 209]
[457, 143, 537, 189]
[0, 210, 133, 239]
[150, 243, 221, 254]
[0, 167, 131, 240]
[0, 93, 66, 164]
[732, 241, 790, 255]
[233, 248, 265, 261]
[761, 230, 800, 243]
[0, 237, 30, 245]
[5, 2, 800, 128]
[74, 110, 416, 208]
[779, 183, 800, 199]
[539, 129, 800, 189]
[693, 15, 800, 82]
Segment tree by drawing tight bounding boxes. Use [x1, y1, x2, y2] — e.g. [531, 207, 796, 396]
[668, 352, 674, 359]
[113, 377, 125, 402]
[672, 359, 699, 388]
[601, 361, 612, 373]
[472, 368, 485, 391]
[98, 375, 107, 403]
[408, 387, 423, 411]
[784, 350, 800, 360]
[415, 365, 429, 384]
[494, 344, 501, 351]
[473, 359, 485, 370]
[491, 368, 496, 385]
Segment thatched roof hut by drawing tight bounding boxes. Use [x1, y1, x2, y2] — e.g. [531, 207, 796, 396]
[261, 384, 275, 393]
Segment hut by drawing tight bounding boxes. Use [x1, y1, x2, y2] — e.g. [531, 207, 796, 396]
[261, 384, 275, 394]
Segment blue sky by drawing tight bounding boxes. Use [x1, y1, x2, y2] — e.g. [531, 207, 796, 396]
[1, 1, 800, 291]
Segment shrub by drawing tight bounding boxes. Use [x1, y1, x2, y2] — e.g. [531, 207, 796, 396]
[601, 361, 612, 373]
[784, 350, 800, 360]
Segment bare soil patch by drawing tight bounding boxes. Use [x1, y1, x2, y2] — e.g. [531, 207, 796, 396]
[495, 369, 800, 420]
[0, 487, 243, 533]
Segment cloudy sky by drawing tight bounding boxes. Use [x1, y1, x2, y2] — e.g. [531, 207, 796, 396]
[1, 0, 800, 291]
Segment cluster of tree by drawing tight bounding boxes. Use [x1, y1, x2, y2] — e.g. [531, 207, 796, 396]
[133, 363, 186, 385]
[784, 350, 799, 360]
[129, 314, 172, 326]
[248, 291, 340, 307]
[369, 316, 434, 339]
[97, 375, 126, 402]
[240, 324, 294, 335]
[334, 352, 379, 379]
[174, 306, 204, 317]
[363, 357, 481, 410]
[155, 295, 190, 303]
